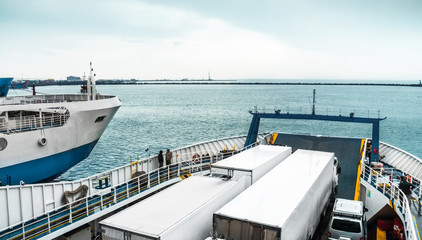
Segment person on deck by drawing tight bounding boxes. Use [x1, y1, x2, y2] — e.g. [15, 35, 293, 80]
[158, 150, 164, 168]
[399, 175, 414, 205]
[165, 149, 173, 166]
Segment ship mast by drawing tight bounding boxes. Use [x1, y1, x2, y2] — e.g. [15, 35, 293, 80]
[88, 62, 97, 100]
[87, 67, 92, 100]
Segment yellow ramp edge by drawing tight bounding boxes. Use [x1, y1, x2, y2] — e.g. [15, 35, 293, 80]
[354, 139, 366, 201]
[268, 133, 278, 144]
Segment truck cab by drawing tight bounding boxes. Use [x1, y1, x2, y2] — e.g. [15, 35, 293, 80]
[328, 198, 367, 240]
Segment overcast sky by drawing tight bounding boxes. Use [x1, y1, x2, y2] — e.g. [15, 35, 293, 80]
[0, 0, 421, 81]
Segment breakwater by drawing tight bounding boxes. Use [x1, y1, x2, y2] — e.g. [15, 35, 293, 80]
[24, 80, 422, 87]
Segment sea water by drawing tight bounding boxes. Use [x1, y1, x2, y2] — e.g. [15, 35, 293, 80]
[13, 84, 420, 181]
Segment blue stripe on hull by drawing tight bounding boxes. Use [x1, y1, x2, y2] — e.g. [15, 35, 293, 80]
[0, 140, 98, 185]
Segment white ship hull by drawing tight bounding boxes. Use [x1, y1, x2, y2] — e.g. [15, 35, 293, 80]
[0, 95, 121, 185]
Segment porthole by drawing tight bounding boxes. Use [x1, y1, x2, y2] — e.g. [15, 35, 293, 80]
[0, 138, 7, 151]
[95, 116, 107, 123]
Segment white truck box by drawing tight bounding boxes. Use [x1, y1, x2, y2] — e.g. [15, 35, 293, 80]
[100, 175, 247, 240]
[213, 149, 336, 240]
[211, 145, 291, 185]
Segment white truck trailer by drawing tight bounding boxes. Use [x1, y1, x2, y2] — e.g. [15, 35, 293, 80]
[212, 149, 338, 240]
[100, 175, 248, 240]
[211, 145, 291, 185]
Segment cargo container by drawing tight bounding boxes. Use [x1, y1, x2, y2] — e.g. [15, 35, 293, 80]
[211, 145, 291, 185]
[212, 149, 338, 240]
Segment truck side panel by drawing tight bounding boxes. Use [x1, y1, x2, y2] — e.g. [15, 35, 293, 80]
[280, 155, 334, 239]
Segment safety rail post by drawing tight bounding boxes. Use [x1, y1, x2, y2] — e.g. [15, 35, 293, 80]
[200, 157, 203, 172]
[47, 212, 51, 233]
[147, 172, 151, 189]
[113, 187, 116, 204]
[382, 181, 385, 194]
[187, 161, 191, 173]
[85, 197, 89, 217]
[168, 166, 170, 180]
[391, 183, 396, 199]
[391, 183, 396, 200]
[138, 177, 141, 193]
[158, 169, 161, 184]
[419, 181, 422, 200]
[100, 192, 104, 210]
[22, 221, 25, 240]
[69, 203, 73, 224]
[126, 182, 129, 199]
[177, 164, 181, 177]
[403, 199, 413, 239]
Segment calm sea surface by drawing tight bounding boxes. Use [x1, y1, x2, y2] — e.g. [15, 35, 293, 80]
[11, 84, 421, 181]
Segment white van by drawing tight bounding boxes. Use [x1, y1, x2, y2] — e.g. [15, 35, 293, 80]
[328, 198, 367, 240]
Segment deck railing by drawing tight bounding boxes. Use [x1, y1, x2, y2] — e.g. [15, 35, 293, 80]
[0, 94, 115, 106]
[360, 140, 420, 240]
[0, 112, 70, 134]
[251, 106, 382, 119]
[361, 164, 419, 240]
